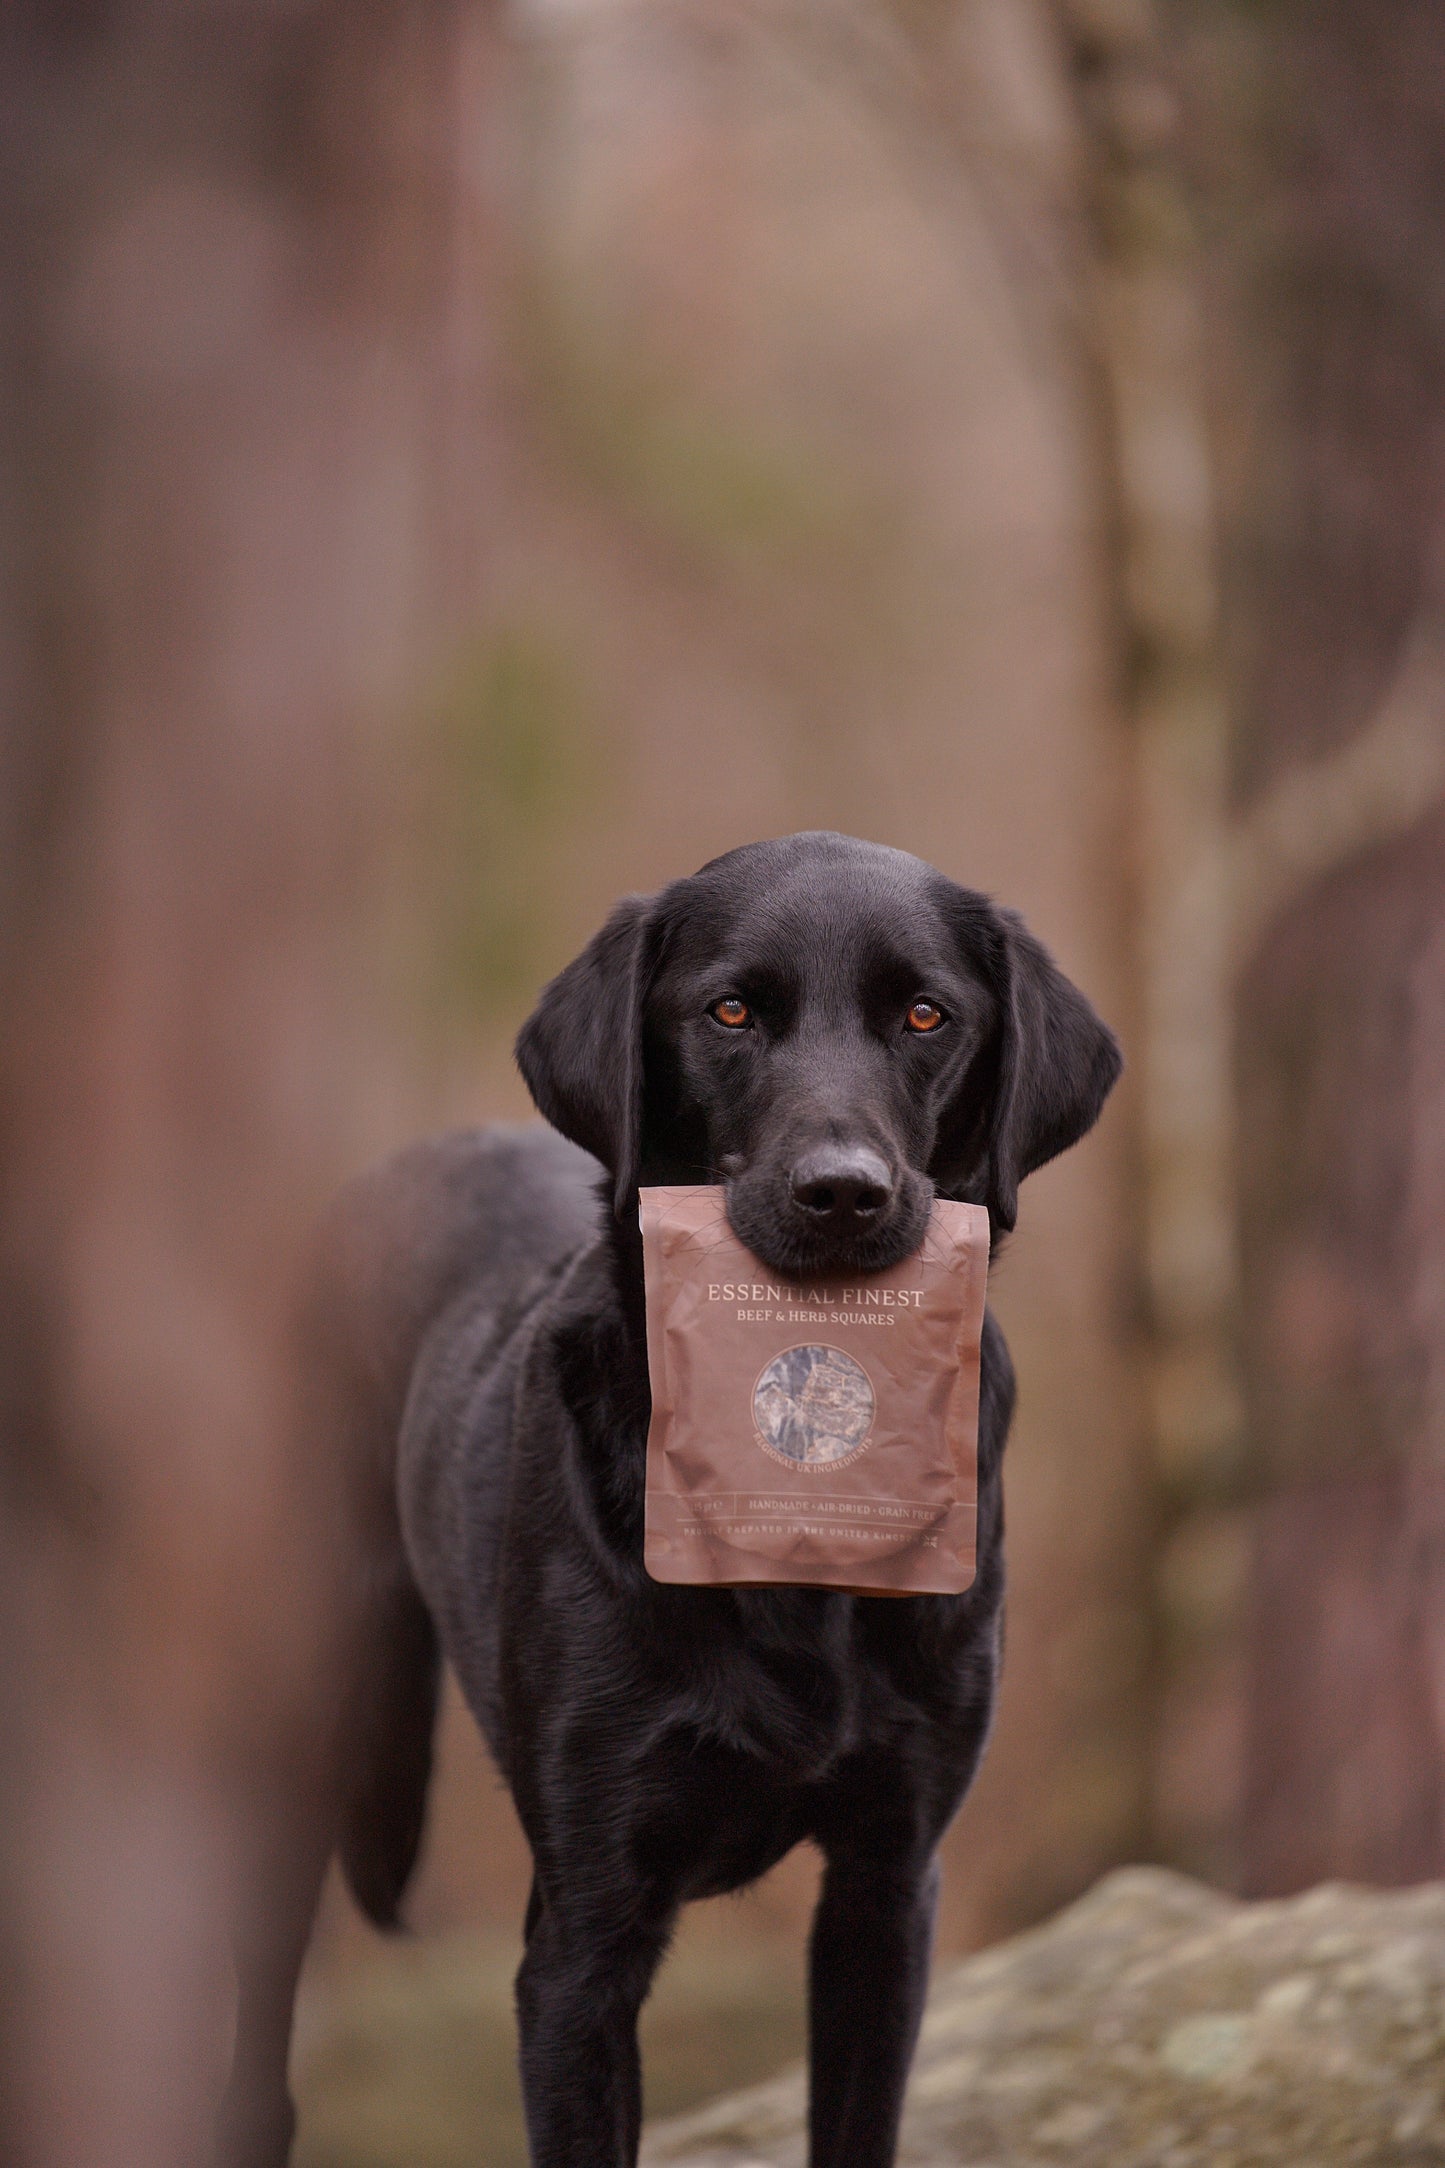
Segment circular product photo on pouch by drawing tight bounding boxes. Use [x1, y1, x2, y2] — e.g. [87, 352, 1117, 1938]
[752, 1344, 876, 1468]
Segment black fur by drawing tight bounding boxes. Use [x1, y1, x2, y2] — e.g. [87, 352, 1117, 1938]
[220, 832, 1120, 2168]
[338, 1576, 440, 1929]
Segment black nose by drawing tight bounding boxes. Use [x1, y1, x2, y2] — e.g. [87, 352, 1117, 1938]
[789, 1144, 894, 1222]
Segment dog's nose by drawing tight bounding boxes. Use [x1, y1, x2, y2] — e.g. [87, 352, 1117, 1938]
[789, 1144, 894, 1222]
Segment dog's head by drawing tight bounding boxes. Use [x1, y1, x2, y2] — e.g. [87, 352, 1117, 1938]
[517, 832, 1120, 1276]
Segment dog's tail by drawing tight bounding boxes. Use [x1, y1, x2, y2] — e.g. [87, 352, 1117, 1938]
[309, 1130, 571, 1934]
[337, 1569, 442, 1931]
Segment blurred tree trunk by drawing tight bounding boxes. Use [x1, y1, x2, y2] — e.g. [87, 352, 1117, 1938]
[0, 6, 505, 2161]
[1058, 0, 1445, 1893]
[1175, 0, 1445, 1893]
[1047, 0, 1242, 1882]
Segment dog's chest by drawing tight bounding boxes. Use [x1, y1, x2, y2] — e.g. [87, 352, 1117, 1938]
[676, 1588, 922, 1782]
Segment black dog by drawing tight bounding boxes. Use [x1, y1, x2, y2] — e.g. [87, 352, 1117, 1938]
[219, 831, 1120, 2168]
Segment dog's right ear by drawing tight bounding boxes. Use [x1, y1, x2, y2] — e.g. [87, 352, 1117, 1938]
[515, 892, 663, 1218]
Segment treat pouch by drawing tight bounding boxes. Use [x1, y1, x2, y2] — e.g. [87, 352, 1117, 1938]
[640, 1186, 989, 1595]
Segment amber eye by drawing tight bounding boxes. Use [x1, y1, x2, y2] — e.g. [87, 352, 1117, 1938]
[906, 999, 944, 1033]
[711, 996, 752, 1029]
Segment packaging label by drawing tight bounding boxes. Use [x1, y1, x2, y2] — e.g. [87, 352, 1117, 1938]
[640, 1187, 989, 1595]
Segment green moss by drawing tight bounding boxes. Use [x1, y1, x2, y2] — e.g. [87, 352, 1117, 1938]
[517, 287, 863, 570]
[422, 621, 607, 1026]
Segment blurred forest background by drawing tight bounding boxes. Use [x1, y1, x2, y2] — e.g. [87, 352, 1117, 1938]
[3, 1, 1444, 2164]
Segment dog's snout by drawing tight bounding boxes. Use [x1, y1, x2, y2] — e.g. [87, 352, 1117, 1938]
[789, 1144, 894, 1223]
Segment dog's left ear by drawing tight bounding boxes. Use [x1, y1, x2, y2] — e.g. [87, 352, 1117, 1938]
[950, 901, 1122, 1236]
[515, 891, 665, 1217]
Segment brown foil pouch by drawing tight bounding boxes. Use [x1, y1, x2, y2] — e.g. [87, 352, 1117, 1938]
[641, 1186, 989, 1595]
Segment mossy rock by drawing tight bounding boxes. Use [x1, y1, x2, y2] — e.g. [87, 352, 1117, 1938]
[643, 1869, 1445, 2167]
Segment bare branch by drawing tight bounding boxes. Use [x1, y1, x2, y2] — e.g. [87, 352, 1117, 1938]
[1229, 614, 1445, 971]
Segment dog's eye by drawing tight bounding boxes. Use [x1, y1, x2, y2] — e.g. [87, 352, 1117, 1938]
[905, 1000, 945, 1033]
[711, 996, 752, 1029]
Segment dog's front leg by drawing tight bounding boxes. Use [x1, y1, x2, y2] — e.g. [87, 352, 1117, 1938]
[514, 1886, 673, 2168]
[806, 1846, 940, 2168]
